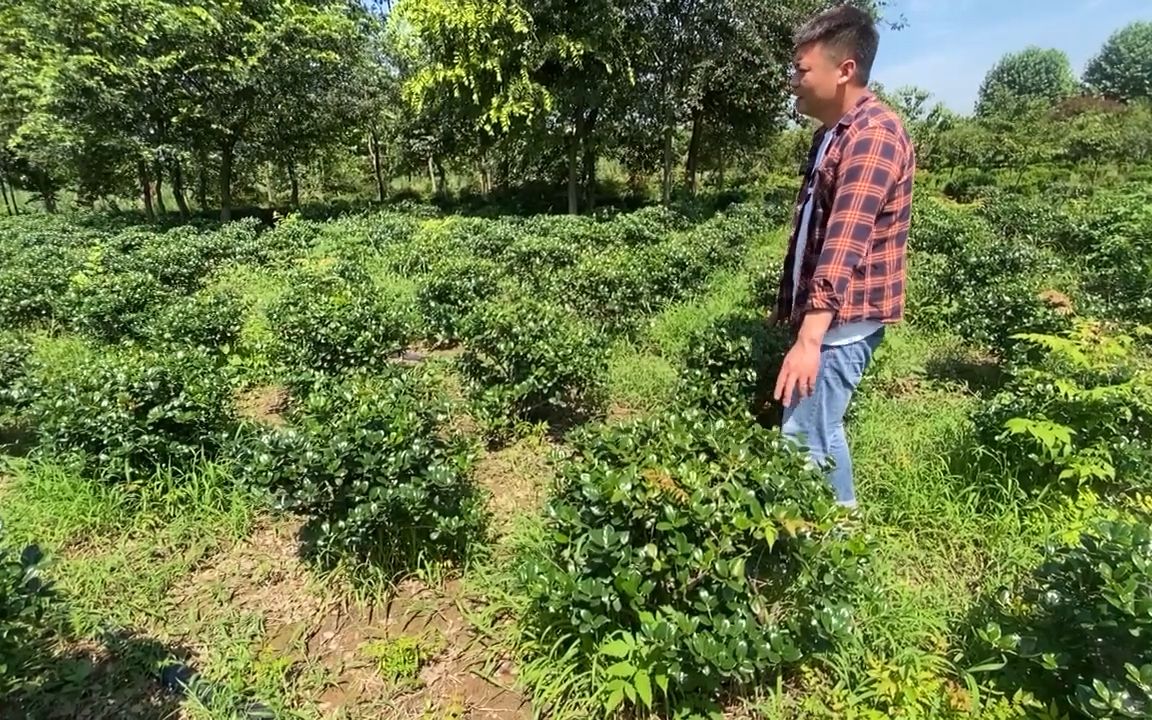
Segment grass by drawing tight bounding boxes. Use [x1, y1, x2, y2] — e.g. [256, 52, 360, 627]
[0, 458, 263, 717]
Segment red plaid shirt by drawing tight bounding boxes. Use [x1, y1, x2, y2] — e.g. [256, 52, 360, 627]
[775, 92, 916, 330]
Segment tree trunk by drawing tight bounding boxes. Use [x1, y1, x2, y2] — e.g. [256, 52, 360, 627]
[170, 158, 190, 219]
[152, 159, 168, 217]
[567, 129, 580, 215]
[369, 127, 386, 203]
[195, 150, 209, 209]
[582, 108, 600, 212]
[661, 122, 674, 207]
[139, 160, 155, 222]
[435, 160, 447, 196]
[0, 173, 12, 215]
[287, 159, 300, 208]
[263, 162, 275, 206]
[582, 143, 597, 213]
[717, 145, 727, 189]
[427, 156, 439, 195]
[37, 172, 56, 213]
[685, 110, 704, 196]
[220, 142, 234, 222]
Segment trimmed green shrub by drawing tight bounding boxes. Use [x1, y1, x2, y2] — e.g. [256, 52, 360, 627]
[242, 370, 484, 572]
[416, 257, 506, 345]
[974, 517, 1152, 719]
[910, 195, 994, 256]
[61, 270, 171, 343]
[521, 410, 872, 716]
[459, 297, 607, 440]
[0, 332, 32, 411]
[21, 346, 235, 479]
[676, 311, 790, 420]
[143, 289, 245, 355]
[1087, 232, 1152, 326]
[267, 264, 414, 375]
[0, 245, 84, 328]
[560, 248, 658, 333]
[908, 214, 1071, 356]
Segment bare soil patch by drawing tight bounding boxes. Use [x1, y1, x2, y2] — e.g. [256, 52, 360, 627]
[163, 519, 531, 719]
[235, 384, 290, 427]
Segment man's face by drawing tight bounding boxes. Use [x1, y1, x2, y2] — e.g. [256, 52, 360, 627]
[791, 42, 850, 119]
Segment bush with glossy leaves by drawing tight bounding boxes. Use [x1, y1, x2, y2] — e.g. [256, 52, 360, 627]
[416, 257, 507, 345]
[521, 410, 872, 716]
[20, 346, 235, 479]
[459, 297, 607, 441]
[267, 263, 414, 375]
[676, 311, 790, 420]
[142, 289, 245, 356]
[240, 370, 484, 573]
[973, 517, 1152, 719]
[0, 244, 84, 328]
[0, 332, 32, 411]
[60, 269, 171, 343]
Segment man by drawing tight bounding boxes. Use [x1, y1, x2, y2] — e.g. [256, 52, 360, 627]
[769, 5, 915, 508]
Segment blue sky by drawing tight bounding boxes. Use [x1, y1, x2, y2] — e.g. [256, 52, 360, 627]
[871, 0, 1150, 115]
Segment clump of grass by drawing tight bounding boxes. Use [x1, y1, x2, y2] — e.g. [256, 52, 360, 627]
[0, 458, 259, 633]
[605, 342, 677, 414]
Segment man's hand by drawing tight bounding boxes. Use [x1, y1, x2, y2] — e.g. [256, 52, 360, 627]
[773, 310, 834, 407]
[774, 336, 821, 407]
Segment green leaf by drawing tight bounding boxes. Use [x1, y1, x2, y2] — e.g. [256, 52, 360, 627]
[606, 661, 636, 678]
[600, 638, 631, 658]
[605, 684, 626, 713]
[634, 670, 653, 707]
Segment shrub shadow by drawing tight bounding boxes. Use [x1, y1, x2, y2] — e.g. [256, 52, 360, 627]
[3, 628, 202, 720]
[924, 352, 1006, 396]
[0, 421, 36, 457]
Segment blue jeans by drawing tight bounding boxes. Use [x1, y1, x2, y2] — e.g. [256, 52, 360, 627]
[781, 329, 884, 507]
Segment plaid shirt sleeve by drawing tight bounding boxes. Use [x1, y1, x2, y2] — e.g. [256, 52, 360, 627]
[805, 124, 905, 314]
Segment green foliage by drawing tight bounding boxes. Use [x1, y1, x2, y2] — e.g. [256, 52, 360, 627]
[975, 46, 1078, 117]
[0, 524, 57, 696]
[0, 331, 32, 411]
[0, 243, 83, 328]
[459, 296, 607, 440]
[20, 345, 236, 479]
[521, 410, 872, 716]
[61, 269, 170, 343]
[975, 321, 1152, 493]
[241, 370, 484, 573]
[675, 310, 789, 419]
[1084, 22, 1152, 104]
[142, 288, 245, 356]
[975, 517, 1152, 719]
[1081, 200, 1152, 325]
[415, 257, 507, 345]
[906, 197, 1074, 357]
[267, 264, 415, 375]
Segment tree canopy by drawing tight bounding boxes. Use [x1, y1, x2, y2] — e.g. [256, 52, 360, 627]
[975, 46, 1078, 118]
[1084, 21, 1152, 104]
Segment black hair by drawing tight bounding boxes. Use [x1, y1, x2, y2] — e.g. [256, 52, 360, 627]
[794, 5, 879, 85]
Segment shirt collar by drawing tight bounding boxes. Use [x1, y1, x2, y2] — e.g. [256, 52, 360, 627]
[835, 90, 876, 129]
